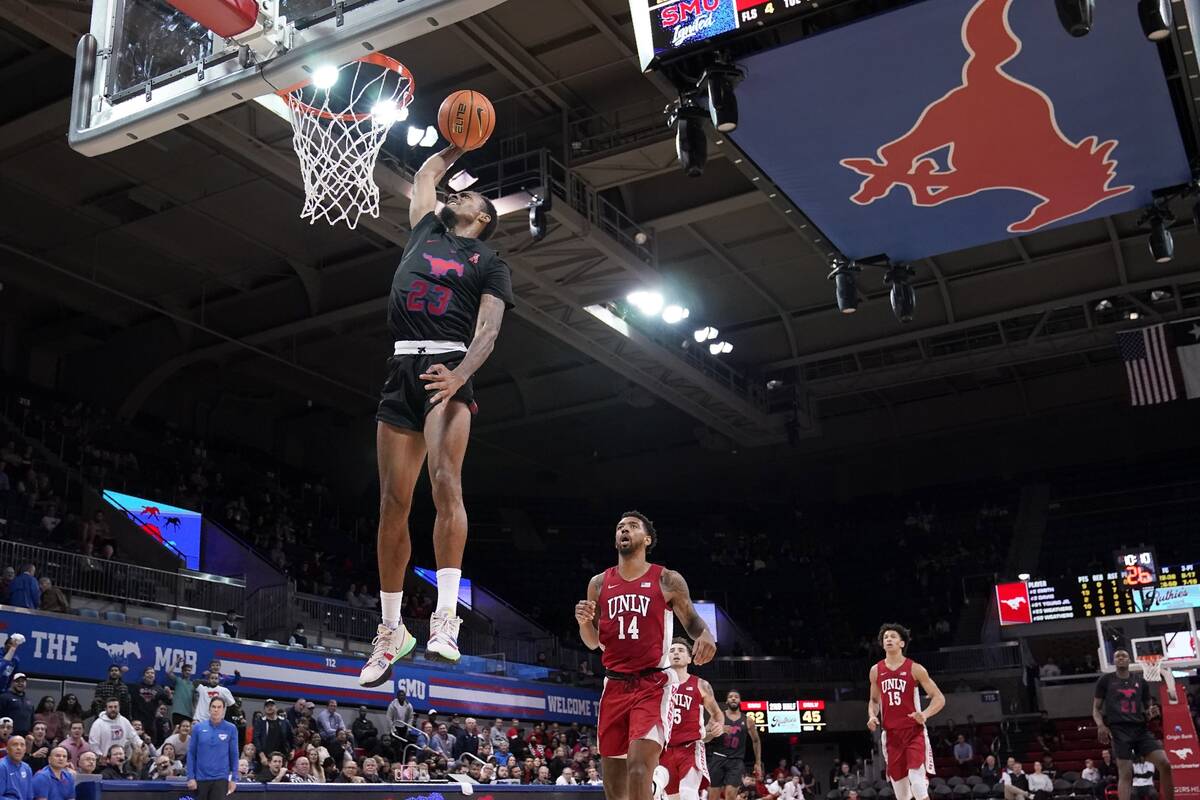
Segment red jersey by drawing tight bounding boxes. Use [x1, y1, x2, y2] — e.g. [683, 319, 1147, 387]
[668, 673, 705, 745]
[597, 563, 671, 672]
[876, 657, 922, 730]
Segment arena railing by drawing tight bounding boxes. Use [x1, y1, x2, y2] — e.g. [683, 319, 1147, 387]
[0, 539, 244, 617]
[706, 642, 1022, 683]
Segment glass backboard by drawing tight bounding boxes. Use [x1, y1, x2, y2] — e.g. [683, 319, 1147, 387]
[1096, 608, 1199, 672]
[70, 0, 508, 156]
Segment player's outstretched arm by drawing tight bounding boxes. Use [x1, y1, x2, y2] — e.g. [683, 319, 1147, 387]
[699, 678, 726, 742]
[410, 145, 463, 228]
[867, 664, 881, 732]
[661, 568, 717, 665]
[911, 662, 945, 724]
[575, 574, 603, 650]
[422, 295, 507, 406]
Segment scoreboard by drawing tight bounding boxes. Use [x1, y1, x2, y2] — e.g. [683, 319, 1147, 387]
[995, 560, 1200, 626]
[630, 0, 810, 70]
[741, 700, 826, 733]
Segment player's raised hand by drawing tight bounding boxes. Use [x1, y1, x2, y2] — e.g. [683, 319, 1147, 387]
[691, 631, 717, 666]
[574, 599, 596, 625]
[421, 364, 466, 406]
[867, 715, 879, 732]
[908, 710, 926, 725]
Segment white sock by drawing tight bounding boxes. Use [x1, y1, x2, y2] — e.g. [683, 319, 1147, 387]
[381, 591, 403, 629]
[435, 568, 462, 614]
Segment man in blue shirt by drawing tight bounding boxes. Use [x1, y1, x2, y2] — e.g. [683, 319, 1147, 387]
[0, 736, 33, 800]
[187, 697, 237, 800]
[31, 747, 72, 800]
[7, 568, 38, 611]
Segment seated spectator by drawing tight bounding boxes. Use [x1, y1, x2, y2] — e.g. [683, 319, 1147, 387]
[954, 734, 974, 765]
[1035, 713, 1058, 752]
[56, 696, 83, 726]
[8, 565, 39, 610]
[35, 578, 68, 618]
[316, 700, 346, 744]
[981, 754, 1001, 784]
[835, 763, 858, 792]
[101, 745, 133, 779]
[532, 765, 553, 785]
[361, 758, 384, 783]
[221, 611, 239, 639]
[237, 757, 255, 782]
[150, 703, 173, 747]
[1039, 659, 1062, 679]
[288, 624, 308, 648]
[32, 697, 63, 742]
[584, 766, 602, 786]
[89, 698, 137, 759]
[1027, 762, 1053, 800]
[288, 755, 318, 783]
[26, 722, 51, 771]
[1100, 750, 1118, 781]
[60, 721, 91, 767]
[1002, 761, 1030, 800]
[257, 752, 288, 783]
[1132, 756, 1156, 800]
[163, 720, 192, 763]
[780, 775, 804, 800]
[352, 706, 378, 753]
[336, 761, 364, 783]
[556, 766, 577, 785]
[76, 751, 98, 776]
[1081, 759, 1101, 785]
[1041, 755, 1056, 779]
[155, 743, 184, 777]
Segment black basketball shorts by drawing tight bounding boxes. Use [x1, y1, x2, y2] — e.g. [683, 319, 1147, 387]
[707, 753, 745, 787]
[376, 353, 477, 432]
[1109, 723, 1162, 760]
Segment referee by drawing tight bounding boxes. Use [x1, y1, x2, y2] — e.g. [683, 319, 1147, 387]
[187, 697, 238, 799]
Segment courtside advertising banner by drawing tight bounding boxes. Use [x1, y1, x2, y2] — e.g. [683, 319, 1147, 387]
[0, 608, 600, 724]
[1160, 683, 1200, 800]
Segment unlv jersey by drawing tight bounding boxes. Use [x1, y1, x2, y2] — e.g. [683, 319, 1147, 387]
[597, 563, 672, 672]
[668, 674, 704, 746]
[876, 658, 922, 730]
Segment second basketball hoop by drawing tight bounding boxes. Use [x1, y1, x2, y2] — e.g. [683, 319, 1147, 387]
[278, 54, 416, 229]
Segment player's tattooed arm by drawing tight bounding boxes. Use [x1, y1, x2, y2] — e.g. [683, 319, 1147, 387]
[423, 295, 506, 405]
[660, 569, 716, 665]
[910, 662, 945, 724]
[410, 145, 463, 228]
[867, 664, 881, 731]
[575, 573, 603, 650]
[699, 678, 725, 742]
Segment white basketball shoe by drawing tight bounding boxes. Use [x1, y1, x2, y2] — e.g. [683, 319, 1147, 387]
[426, 609, 462, 662]
[358, 623, 416, 687]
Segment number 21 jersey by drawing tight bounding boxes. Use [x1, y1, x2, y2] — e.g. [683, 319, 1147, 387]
[388, 211, 514, 344]
[597, 563, 672, 672]
[876, 657, 922, 730]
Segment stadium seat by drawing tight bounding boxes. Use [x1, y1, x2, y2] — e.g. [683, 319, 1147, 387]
[990, 784, 1005, 799]
[330, 648, 343, 654]
[948, 778, 966, 788]
[972, 784, 990, 798]
[138, 616, 159, 627]
[217, 631, 230, 638]
[879, 788, 895, 800]
[932, 778, 948, 787]
[1061, 772, 1081, 783]
[1073, 780, 1096, 796]
[193, 625, 213, 635]
[312, 645, 326, 651]
[264, 639, 280, 644]
[874, 780, 889, 791]
[827, 791, 842, 800]
[1053, 779, 1073, 796]
[79, 608, 99, 619]
[933, 785, 953, 798]
[953, 785, 971, 797]
[168, 620, 189, 631]
[860, 790, 877, 800]
[967, 777, 983, 786]
[103, 611, 126, 623]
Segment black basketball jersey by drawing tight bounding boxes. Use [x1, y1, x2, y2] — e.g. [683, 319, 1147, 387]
[1095, 671, 1153, 724]
[387, 211, 514, 345]
[710, 712, 748, 759]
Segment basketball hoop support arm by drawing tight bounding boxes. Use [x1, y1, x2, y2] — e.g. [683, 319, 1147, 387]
[227, 1, 293, 63]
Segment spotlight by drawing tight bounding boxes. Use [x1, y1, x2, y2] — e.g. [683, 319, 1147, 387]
[708, 341, 733, 355]
[1127, 311, 1141, 320]
[884, 263, 916, 323]
[634, 231, 649, 246]
[662, 305, 690, 324]
[1150, 289, 1172, 303]
[1138, 0, 1172, 40]
[693, 326, 719, 343]
[669, 93, 708, 178]
[1148, 216, 1174, 263]
[1095, 299, 1114, 311]
[312, 64, 340, 90]
[827, 259, 862, 314]
[419, 125, 438, 148]
[448, 170, 478, 192]
[1055, 0, 1094, 36]
[701, 60, 745, 133]
[627, 291, 664, 316]
[371, 100, 403, 125]
[406, 125, 424, 147]
[1017, 572, 1031, 581]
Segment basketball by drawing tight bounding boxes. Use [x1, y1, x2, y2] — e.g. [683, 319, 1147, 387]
[437, 90, 495, 151]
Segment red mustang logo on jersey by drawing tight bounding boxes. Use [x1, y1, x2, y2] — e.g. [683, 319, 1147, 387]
[1117, 688, 1139, 698]
[839, 0, 1132, 233]
[423, 253, 466, 277]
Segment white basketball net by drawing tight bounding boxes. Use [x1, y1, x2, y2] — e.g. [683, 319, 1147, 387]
[283, 59, 413, 229]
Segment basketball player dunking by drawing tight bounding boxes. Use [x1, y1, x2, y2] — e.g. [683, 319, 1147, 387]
[662, 638, 725, 800]
[707, 689, 762, 800]
[575, 512, 717, 800]
[358, 145, 514, 687]
[1093, 649, 1174, 800]
[867, 624, 945, 800]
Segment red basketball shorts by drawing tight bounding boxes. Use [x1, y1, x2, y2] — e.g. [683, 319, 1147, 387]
[598, 671, 674, 758]
[662, 740, 710, 798]
[881, 726, 934, 781]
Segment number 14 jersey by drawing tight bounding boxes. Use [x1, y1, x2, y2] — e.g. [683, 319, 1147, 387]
[597, 563, 672, 672]
[876, 657, 922, 730]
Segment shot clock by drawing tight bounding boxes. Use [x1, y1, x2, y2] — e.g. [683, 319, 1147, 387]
[1116, 547, 1158, 588]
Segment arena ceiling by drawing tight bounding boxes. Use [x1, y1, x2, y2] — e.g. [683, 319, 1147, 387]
[1, 0, 1200, 499]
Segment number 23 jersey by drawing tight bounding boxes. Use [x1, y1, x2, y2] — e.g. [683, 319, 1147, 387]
[388, 211, 514, 344]
[597, 563, 672, 672]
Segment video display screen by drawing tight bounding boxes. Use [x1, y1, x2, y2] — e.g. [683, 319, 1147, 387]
[102, 490, 202, 570]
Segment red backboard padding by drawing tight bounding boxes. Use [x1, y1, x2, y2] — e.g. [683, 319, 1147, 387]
[166, 0, 259, 39]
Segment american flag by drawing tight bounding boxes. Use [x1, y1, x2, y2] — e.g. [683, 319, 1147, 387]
[1117, 325, 1177, 405]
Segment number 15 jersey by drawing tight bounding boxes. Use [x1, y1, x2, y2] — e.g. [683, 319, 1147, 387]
[388, 211, 514, 344]
[876, 657, 922, 730]
[597, 563, 672, 672]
